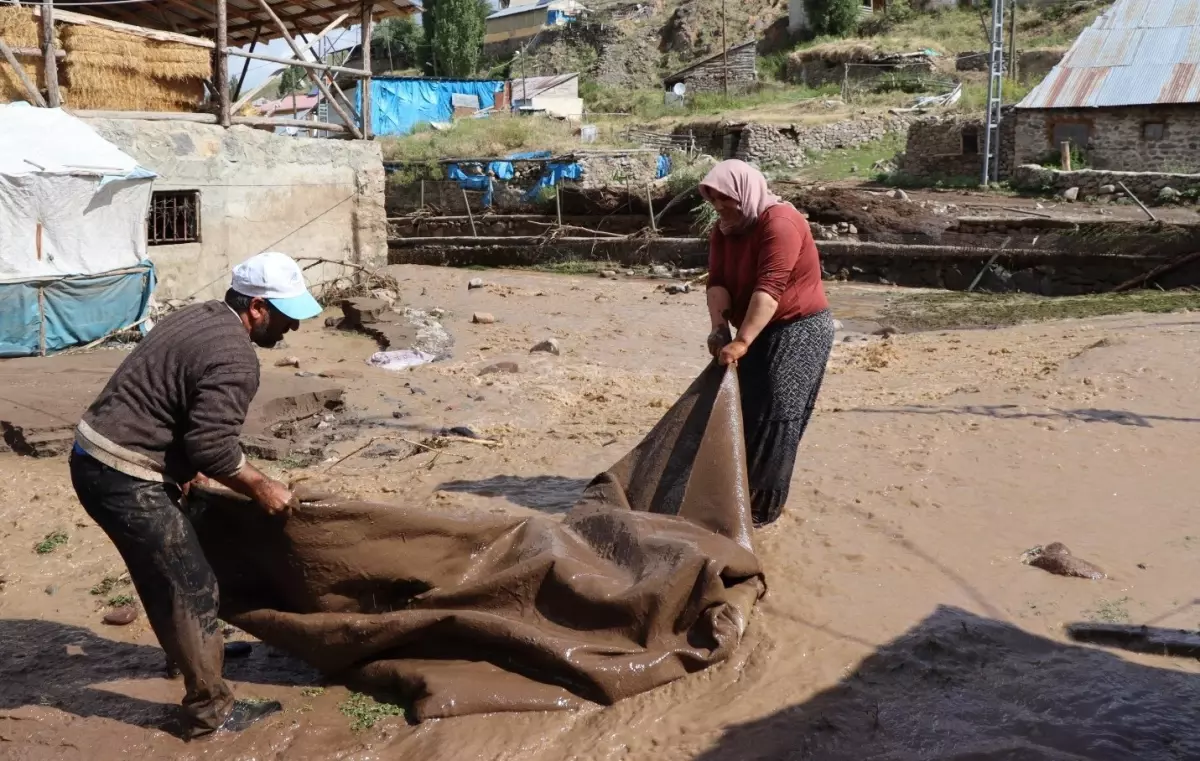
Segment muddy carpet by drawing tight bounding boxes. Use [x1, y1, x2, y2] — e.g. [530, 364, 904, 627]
[187, 364, 766, 720]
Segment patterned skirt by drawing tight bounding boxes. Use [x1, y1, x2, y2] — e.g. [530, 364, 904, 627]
[737, 309, 835, 526]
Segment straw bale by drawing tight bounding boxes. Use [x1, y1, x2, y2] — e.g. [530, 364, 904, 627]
[60, 23, 208, 112]
[0, 7, 61, 103]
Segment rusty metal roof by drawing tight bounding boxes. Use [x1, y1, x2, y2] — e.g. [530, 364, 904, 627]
[1018, 0, 1200, 109]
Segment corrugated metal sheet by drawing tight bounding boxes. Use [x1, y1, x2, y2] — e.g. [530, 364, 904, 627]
[1018, 0, 1200, 108]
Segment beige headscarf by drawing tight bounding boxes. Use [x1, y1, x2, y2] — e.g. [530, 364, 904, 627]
[699, 160, 783, 235]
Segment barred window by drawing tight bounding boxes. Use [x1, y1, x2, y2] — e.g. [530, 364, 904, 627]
[148, 190, 201, 245]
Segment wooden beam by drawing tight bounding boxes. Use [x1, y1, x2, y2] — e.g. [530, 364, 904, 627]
[360, 0, 373, 139]
[41, 0, 60, 107]
[217, 0, 230, 126]
[0, 36, 48, 107]
[11, 47, 65, 59]
[233, 25, 261, 101]
[34, 7, 215, 48]
[68, 109, 219, 122]
[252, 0, 362, 138]
[227, 0, 365, 37]
[225, 46, 370, 76]
[232, 115, 347, 132]
[229, 15, 346, 113]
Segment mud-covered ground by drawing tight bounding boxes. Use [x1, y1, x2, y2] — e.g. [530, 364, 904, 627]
[1, 266, 1198, 760]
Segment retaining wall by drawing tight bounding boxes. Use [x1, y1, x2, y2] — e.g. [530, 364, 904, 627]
[1010, 164, 1200, 202]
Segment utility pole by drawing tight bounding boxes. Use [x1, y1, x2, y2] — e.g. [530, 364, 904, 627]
[981, 0, 1005, 186]
[1008, 0, 1018, 82]
[721, 0, 728, 98]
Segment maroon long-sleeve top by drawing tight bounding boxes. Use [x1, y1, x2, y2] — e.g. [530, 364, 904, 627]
[707, 204, 829, 329]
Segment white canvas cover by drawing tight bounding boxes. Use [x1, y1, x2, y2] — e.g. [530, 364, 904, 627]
[0, 104, 155, 282]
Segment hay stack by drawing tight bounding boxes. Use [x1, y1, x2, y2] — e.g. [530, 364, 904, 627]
[0, 7, 59, 104]
[61, 24, 209, 111]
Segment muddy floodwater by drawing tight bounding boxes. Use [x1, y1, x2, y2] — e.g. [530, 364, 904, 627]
[0, 265, 1198, 760]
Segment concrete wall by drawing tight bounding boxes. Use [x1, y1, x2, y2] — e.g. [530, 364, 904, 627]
[86, 119, 386, 302]
[899, 109, 1015, 181]
[680, 113, 915, 167]
[485, 9, 546, 43]
[1015, 105, 1200, 172]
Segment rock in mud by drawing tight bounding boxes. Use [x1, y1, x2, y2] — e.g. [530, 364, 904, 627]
[472, 312, 496, 325]
[1021, 542, 1105, 580]
[1099, 184, 1116, 195]
[468, 278, 485, 290]
[341, 297, 387, 328]
[531, 338, 561, 356]
[478, 361, 519, 376]
[665, 283, 691, 295]
[274, 356, 301, 368]
[874, 326, 899, 338]
[103, 606, 138, 626]
[324, 316, 341, 328]
[889, 189, 909, 201]
[1062, 187, 1080, 202]
[599, 270, 618, 279]
[224, 641, 253, 659]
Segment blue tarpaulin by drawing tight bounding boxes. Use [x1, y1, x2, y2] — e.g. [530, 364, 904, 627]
[447, 151, 557, 206]
[657, 154, 672, 178]
[0, 263, 155, 357]
[358, 78, 505, 137]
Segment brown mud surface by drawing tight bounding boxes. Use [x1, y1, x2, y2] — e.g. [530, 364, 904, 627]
[1, 266, 1199, 759]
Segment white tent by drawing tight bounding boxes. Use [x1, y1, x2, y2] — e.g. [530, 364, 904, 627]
[0, 104, 157, 356]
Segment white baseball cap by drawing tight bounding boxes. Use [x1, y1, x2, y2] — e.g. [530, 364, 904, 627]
[230, 251, 322, 321]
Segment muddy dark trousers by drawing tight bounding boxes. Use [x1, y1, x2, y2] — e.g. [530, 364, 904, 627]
[68, 449, 235, 738]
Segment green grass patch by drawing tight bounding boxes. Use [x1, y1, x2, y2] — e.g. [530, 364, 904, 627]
[380, 115, 619, 164]
[1087, 597, 1132, 624]
[90, 574, 129, 596]
[34, 531, 69, 555]
[882, 290, 1200, 332]
[107, 594, 137, 608]
[339, 692, 405, 731]
[797, 132, 907, 182]
[300, 686, 326, 698]
[583, 83, 839, 122]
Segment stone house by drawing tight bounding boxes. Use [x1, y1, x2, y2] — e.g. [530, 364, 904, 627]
[897, 108, 1015, 181]
[663, 41, 758, 95]
[1014, 0, 1200, 173]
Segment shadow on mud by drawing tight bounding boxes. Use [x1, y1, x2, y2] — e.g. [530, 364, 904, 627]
[694, 605, 1200, 761]
[0, 618, 321, 732]
[437, 475, 593, 513]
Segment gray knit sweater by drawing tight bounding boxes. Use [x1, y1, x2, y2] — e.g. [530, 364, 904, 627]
[76, 301, 260, 484]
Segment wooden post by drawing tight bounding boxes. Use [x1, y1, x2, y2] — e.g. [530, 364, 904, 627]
[555, 186, 563, 227]
[646, 184, 656, 233]
[0, 37, 47, 107]
[721, 0, 728, 98]
[360, 0, 373, 139]
[233, 25, 261, 102]
[1008, 0, 1018, 82]
[1060, 141, 1071, 171]
[420, 179, 425, 210]
[462, 189, 477, 236]
[41, 0, 60, 107]
[37, 287, 46, 357]
[216, 0, 230, 126]
[253, 0, 362, 139]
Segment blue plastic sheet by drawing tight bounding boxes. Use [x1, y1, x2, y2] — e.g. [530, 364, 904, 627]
[360, 78, 504, 136]
[447, 151, 554, 207]
[0, 263, 155, 357]
[657, 154, 672, 178]
[522, 160, 583, 202]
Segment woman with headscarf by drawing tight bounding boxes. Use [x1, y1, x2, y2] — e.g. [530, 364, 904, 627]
[699, 159, 835, 527]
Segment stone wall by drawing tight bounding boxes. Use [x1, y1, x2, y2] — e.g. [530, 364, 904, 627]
[521, 21, 661, 90]
[687, 113, 915, 167]
[954, 49, 1063, 79]
[576, 152, 662, 188]
[86, 119, 386, 302]
[898, 108, 1015, 181]
[1009, 164, 1200, 203]
[664, 43, 757, 95]
[1014, 104, 1200, 172]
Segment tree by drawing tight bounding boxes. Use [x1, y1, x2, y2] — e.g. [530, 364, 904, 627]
[372, 16, 425, 72]
[803, 0, 860, 37]
[422, 0, 490, 77]
[277, 66, 309, 119]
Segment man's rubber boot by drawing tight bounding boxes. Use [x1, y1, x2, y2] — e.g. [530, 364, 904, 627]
[217, 700, 283, 734]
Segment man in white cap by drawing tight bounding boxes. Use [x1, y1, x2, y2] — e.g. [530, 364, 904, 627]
[68, 252, 323, 739]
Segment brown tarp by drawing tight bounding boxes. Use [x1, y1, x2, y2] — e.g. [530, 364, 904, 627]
[188, 364, 766, 720]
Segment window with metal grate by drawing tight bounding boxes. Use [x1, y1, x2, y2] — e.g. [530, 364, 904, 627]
[147, 190, 201, 245]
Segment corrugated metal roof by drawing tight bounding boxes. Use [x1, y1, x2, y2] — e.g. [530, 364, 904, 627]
[1018, 0, 1200, 108]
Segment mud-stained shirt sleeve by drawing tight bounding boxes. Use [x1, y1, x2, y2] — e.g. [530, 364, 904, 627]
[707, 230, 726, 290]
[184, 358, 260, 478]
[754, 214, 804, 301]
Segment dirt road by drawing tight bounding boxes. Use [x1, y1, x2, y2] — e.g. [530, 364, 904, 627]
[0, 266, 1197, 759]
